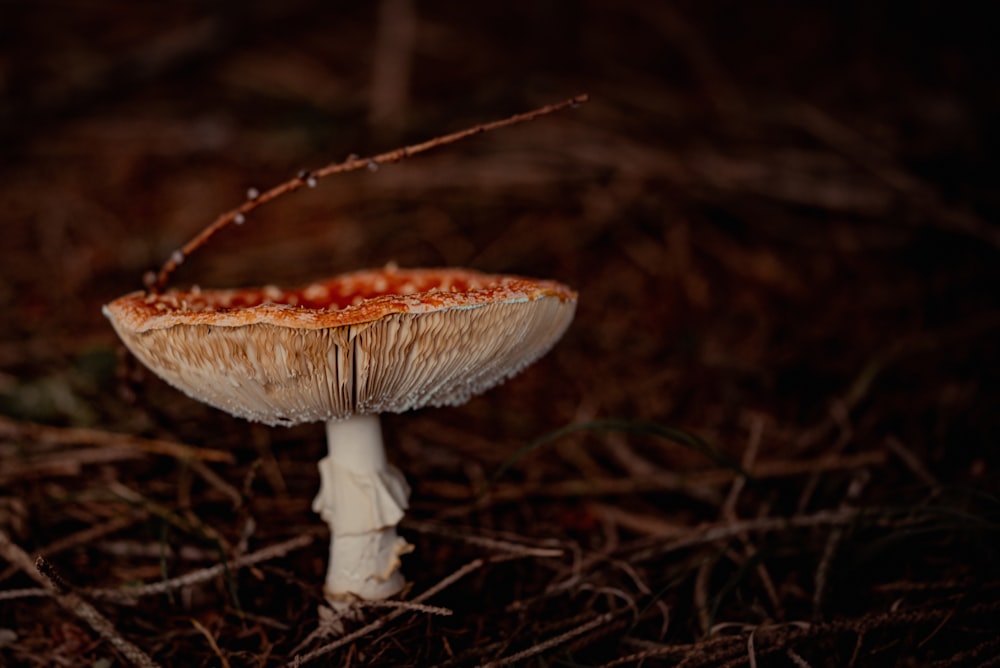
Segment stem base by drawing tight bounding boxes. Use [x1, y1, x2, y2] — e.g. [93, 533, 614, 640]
[313, 415, 411, 601]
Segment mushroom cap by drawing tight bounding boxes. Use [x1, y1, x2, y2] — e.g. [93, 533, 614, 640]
[103, 266, 577, 426]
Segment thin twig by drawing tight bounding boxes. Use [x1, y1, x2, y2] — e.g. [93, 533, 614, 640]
[777, 100, 1000, 251]
[720, 414, 784, 620]
[250, 427, 288, 496]
[0, 531, 161, 667]
[190, 618, 232, 668]
[86, 533, 314, 602]
[602, 602, 1000, 667]
[436, 450, 887, 517]
[694, 555, 715, 636]
[355, 599, 454, 616]
[588, 503, 689, 536]
[404, 520, 564, 558]
[928, 635, 1000, 668]
[786, 648, 814, 668]
[411, 557, 488, 605]
[0, 587, 50, 601]
[0, 447, 146, 482]
[288, 558, 486, 666]
[0, 531, 40, 577]
[0, 513, 144, 583]
[796, 401, 856, 513]
[149, 94, 589, 292]
[874, 578, 1000, 594]
[188, 458, 244, 509]
[106, 481, 232, 550]
[747, 627, 758, 668]
[813, 470, 869, 620]
[722, 412, 765, 518]
[479, 610, 622, 667]
[623, 506, 909, 564]
[0, 415, 234, 463]
[885, 436, 940, 489]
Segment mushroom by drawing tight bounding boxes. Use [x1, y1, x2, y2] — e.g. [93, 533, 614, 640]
[103, 264, 576, 601]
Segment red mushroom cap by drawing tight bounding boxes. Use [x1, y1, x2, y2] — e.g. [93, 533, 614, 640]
[103, 266, 577, 426]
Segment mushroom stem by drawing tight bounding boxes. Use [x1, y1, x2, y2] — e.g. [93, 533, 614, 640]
[312, 415, 412, 601]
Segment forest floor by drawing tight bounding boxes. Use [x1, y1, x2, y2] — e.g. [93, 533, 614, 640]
[1, 2, 998, 666]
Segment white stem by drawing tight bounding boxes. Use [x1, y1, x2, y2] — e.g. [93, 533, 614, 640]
[312, 414, 412, 601]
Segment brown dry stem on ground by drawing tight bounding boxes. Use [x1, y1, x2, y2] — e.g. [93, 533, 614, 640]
[2, 2, 998, 666]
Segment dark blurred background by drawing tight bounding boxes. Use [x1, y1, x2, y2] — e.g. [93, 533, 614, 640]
[2, 1, 999, 665]
[4, 0, 998, 462]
